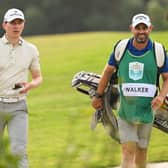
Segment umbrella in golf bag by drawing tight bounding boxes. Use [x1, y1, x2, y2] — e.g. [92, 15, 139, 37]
[71, 71, 168, 143]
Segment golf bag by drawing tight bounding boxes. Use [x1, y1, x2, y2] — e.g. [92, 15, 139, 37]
[71, 71, 168, 143]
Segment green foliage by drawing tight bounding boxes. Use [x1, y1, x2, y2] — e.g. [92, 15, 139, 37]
[24, 6, 49, 35]
[0, 138, 20, 168]
[147, 0, 168, 30]
[0, 1, 168, 35]
[25, 32, 168, 168]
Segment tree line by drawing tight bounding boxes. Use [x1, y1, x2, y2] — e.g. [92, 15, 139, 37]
[0, 0, 168, 36]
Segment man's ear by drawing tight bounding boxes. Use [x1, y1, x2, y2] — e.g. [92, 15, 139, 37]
[129, 25, 134, 33]
[149, 25, 154, 32]
[2, 22, 6, 30]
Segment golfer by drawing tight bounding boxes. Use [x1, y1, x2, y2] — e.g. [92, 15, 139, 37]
[92, 13, 168, 168]
[0, 8, 42, 168]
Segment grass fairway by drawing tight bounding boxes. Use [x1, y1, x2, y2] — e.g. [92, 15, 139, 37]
[25, 32, 168, 168]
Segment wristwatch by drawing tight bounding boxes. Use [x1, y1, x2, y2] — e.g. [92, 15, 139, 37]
[94, 92, 103, 99]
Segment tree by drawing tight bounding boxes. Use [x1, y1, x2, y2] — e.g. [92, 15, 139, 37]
[0, 0, 168, 35]
[147, 0, 168, 30]
[24, 6, 49, 35]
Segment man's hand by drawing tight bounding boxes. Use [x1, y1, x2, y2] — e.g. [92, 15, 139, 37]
[15, 82, 31, 94]
[151, 95, 164, 111]
[91, 65, 115, 110]
[91, 97, 103, 110]
[19, 70, 42, 94]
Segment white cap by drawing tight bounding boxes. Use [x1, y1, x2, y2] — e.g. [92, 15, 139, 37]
[3, 8, 25, 22]
[132, 13, 151, 27]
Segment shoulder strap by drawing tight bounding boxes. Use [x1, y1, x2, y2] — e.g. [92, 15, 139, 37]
[154, 41, 166, 68]
[153, 41, 166, 91]
[114, 38, 129, 63]
[114, 40, 166, 67]
[110, 39, 129, 85]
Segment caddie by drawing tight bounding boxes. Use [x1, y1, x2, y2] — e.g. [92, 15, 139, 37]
[0, 8, 42, 168]
[92, 13, 168, 168]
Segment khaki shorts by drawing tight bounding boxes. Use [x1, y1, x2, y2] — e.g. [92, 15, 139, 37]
[117, 118, 153, 148]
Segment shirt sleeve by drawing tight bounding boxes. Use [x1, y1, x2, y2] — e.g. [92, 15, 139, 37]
[29, 45, 41, 71]
[108, 52, 117, 67]
[159, 54, 168, 73]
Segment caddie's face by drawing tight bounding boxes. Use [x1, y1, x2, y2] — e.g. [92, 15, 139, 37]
[130, 23, 153, 43]
[2, 19, 25, 39]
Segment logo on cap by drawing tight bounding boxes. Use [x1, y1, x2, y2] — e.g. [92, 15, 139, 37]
[132, 13, 151, 27]
[3, 8, 25, 22]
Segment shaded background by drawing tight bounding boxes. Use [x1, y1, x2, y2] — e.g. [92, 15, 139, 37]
[0, 0, 168, 36]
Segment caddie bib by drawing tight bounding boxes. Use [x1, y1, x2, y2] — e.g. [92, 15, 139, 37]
[118, 48, 157, 123]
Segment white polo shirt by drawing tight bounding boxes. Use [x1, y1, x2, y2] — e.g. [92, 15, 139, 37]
[0, 35, 41, 97]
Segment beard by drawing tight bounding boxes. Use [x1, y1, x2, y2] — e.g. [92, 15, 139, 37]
[135, 34, 148, 43]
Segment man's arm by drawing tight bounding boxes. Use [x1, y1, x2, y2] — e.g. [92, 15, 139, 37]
[20, 69, 43, 93]
[159, 73, 168, 97]
[151, 72, 168, 110]
[91, 64, 115, 109]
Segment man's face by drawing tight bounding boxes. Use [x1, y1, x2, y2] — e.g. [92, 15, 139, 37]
[130, 23, 153, 43]
[2, 19, 25, 38]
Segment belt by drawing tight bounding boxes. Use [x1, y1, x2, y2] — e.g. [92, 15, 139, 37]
[0, 97, 25, 103]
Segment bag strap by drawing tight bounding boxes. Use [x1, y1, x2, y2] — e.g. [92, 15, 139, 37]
[110, 39, 129, 85]
[114, 39, 166, 68]
[153, 42, 166, 91]
[153, 41, 166, 68]
[114, 38, 129, 63]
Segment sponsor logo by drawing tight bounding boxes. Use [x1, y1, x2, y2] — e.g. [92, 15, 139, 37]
[129, 62, 144, 80]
